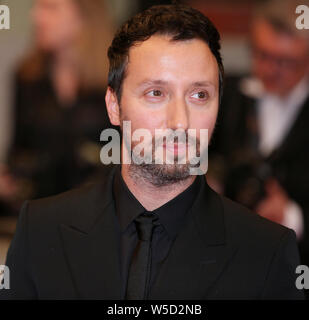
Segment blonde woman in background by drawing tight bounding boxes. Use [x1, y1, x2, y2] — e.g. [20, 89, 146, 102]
[0, 0, 116, 215]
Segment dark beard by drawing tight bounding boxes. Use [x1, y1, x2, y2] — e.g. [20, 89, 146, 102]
[120, 119, 203, 186]
[128, 162, 193, 187]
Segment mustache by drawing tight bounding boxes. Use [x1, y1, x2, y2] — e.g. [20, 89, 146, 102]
[153, 132, 200, 148]
[119, 119, 201, 148]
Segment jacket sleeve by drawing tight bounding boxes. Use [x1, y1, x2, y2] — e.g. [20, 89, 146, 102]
[0, 201, 37, 299]
[261, 229, 305, 300]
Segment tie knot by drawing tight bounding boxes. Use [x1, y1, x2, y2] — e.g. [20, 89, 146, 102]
[135, 213, 158, 241]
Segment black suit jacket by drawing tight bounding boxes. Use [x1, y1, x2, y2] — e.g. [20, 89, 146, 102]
[210, 76, 309, 266]
[0, 166, 304, 299]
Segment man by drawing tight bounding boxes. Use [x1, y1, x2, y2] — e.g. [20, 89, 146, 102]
[0, 4, 304, 300]
[209, 0, 309, 267]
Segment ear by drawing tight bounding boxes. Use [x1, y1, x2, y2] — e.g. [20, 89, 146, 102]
[105, 87, 121, 126]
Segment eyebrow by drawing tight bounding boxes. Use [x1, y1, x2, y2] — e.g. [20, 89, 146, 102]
[191, 81, 215, 88]
[138, 79, 169, 87]
[137, 79, 215, 88]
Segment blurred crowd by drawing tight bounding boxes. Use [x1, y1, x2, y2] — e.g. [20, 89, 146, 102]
[0, 0, 116, 215]
[0, 0, 309, 266]
[209, 0, 309, 265]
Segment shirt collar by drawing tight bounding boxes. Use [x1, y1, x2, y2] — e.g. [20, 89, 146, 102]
[113, 167, 145, 233]
[113, 166, 200, 239]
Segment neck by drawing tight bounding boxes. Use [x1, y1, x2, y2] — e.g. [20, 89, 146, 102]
[53, 44, 76, 68]
[51, 46, 78, 105]
[121, 164, 196, 211]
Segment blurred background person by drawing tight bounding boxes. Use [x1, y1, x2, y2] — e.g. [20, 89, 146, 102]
[0, 0, 116, 216]
[209, 0, 309, 265]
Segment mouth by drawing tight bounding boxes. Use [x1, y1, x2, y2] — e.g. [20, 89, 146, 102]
[163, 143, 187, 155]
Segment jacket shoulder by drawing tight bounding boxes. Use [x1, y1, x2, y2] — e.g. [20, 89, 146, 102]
[24, 182, 111, 236]
[219, 194, 295, 245]
[25, 165, 115, 228]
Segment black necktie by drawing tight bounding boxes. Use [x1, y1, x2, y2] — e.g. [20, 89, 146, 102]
[126, 212, 158, 300]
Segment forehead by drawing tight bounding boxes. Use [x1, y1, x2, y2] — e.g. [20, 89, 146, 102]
[125, 34, 219, 86]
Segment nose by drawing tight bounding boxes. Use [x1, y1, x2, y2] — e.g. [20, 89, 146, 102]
[166, 97, 189, 130]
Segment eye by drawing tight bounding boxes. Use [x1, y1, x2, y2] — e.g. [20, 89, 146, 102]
[191, 91, 209, 100]
[147, 89, 163, 97]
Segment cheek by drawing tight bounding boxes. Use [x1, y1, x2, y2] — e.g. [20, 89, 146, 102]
[57, 19, 80, 42]
[129, 115, 164, 137]
[120, 98, 165, 131]
[286, 69, 306, 85]
[190, 105, 218, 134]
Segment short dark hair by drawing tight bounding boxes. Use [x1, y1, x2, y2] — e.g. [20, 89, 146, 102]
[107, 4, 224, 103]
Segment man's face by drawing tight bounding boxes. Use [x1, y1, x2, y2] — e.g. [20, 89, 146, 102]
[106, 34, 219, 183]
[251, 19, 309, 96]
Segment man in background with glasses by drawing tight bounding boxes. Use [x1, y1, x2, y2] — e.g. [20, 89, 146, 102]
[210, 0, 309, 267]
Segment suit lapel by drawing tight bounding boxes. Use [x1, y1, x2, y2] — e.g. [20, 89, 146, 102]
[149, 177, 238, 299]
[59, 166, 123, 299]
[59, 168, 238, 299]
